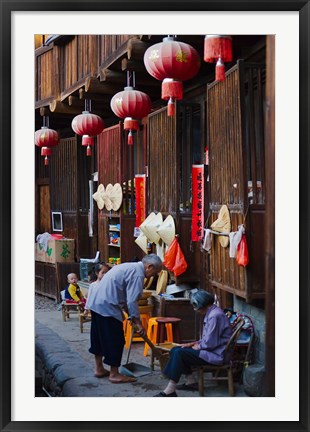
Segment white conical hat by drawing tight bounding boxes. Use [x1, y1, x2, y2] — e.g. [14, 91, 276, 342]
[92, 184, 105, 210]
[134, 232, 148, 254]
[157, 215, 175, 246]
[140, 212, 156, 239]
[211, 204, 231, 247]
[109, 183, 123, 211]
[141, 212, 163, 244]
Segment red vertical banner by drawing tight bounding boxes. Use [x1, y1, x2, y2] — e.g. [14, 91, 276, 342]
[191, 164, 204, 241]
[135, 174, 146, 227]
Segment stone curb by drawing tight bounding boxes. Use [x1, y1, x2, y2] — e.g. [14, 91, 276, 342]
[35, 321, 94, 396]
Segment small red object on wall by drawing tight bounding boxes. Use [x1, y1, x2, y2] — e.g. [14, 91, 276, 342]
[135, 174, 146, 227]
[191, 164, 205, 242]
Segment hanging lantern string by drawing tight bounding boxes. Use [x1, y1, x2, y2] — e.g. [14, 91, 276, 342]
[43, 115, 49, 128]
[133, 71, 136, 88]
[126, 70, 136, 88]
[85, 98, 92, 112]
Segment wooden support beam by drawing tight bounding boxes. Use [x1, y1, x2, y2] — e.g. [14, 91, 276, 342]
[85, 76, 121, 95]
[100, 68, 126, 84]
[39, 107, 50, 117]
[79, 88, 85, 100]
[68, 95, 83, 107]
[121, 58, 147, 73]
[49, 100, 82, 114]
[127, 38, 149, 60]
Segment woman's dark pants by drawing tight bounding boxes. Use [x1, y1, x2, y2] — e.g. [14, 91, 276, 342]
[163, 347, 209, 383]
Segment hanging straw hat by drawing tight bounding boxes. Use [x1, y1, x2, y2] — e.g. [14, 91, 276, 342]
[156, 270, 168, 295]
[157, 215, 175, 246]
[139, 212, 156, 240]
[210, 204, 231, 247]
[92, 184, 105, 210]
[134, 232, 148, 254]
[109, 183, 123, 211]
[104, 184, 113, 211]
[141, 212, 163, 244]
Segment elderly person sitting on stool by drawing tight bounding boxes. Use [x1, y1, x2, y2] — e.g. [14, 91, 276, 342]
[154, 290, 232, 397]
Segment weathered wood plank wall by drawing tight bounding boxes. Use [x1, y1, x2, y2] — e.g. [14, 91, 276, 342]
[207, 61, 265, 302]
[148, 107, 178, 214]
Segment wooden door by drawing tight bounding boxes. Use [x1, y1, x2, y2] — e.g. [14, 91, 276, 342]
[38, 184, 51, 233]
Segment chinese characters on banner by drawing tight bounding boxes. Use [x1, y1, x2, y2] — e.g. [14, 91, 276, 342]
[135, 174, 146, 227]
[191, 165, 204, 241]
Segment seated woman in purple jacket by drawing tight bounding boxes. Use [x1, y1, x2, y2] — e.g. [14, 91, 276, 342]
[154, 290, 232, 397]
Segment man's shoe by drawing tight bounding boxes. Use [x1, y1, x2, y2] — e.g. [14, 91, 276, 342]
[154, 391, 178, 397]
[175, 382, 199, 391]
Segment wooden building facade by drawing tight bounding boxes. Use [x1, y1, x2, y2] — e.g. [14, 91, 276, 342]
[35, 34, 275, 394]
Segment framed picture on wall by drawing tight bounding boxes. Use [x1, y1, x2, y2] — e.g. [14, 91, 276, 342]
[51, 212, 63, 232]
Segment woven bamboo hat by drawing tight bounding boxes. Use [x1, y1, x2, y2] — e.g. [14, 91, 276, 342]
[157, 215, 175, 246]
[104, 184, 113, 211]
[141, 212, 163, 244]
[134, 232, 148, 254]
[109, 183, 123, 211]
[92, 184, 105, 210]
[156, 269, 168, 295]
[210, 204, 231, 247]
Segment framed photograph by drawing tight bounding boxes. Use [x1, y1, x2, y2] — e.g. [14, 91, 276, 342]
[51, 212, 63, 232]
[2, 1, 309, 431]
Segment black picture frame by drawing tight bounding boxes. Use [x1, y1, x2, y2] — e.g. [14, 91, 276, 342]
[1, 1, 309, 431]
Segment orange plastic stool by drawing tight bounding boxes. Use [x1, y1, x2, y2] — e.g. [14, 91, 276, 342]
[124, 306, 153, 349]
[143, 317, 173, 356]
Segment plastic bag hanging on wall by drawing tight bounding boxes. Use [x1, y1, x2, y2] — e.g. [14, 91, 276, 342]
[163, 236, 188, 277]
[236, 234, 249, 267]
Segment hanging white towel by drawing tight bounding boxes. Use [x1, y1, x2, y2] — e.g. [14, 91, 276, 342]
[202, 229, 212, 252]
[229, 224, 245, 258]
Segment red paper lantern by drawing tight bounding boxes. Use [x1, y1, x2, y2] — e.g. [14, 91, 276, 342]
[71, 111, 104, 156]
[204, 35, 233, 82]
[111, 86, 151, 145]
[35, 126, 59, 165]
[143, 36, 200, 115]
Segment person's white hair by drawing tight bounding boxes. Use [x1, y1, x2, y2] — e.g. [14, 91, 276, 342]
[142, 253, 162, 269]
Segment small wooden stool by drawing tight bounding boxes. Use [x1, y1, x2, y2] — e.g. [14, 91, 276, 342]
[61, 301, 81, 322]
[156, 317, 182, 344]
[79, 312, 91, 333]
